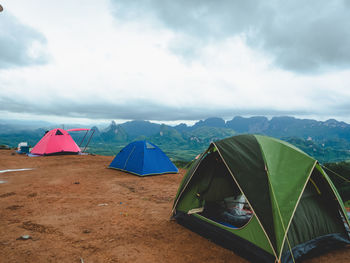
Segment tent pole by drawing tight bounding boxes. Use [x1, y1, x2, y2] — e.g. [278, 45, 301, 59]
[83, 129, 95, 153]
[79, 130, 89, 147]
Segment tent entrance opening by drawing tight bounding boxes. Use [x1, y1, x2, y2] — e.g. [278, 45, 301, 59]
[191, 151, 253, 228]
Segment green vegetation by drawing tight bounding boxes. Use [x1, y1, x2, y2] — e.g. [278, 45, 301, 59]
[323, 161, 350, 206]
[172, 160, 190, 168]
[284, 137, 350, 163]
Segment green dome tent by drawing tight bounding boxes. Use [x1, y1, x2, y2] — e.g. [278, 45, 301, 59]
[172, 135, 350, 263]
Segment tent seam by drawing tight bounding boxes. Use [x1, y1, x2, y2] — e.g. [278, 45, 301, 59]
[123, 145, 136, 170]
[141, 141, 146, 175]
[277, 160, 317, 261]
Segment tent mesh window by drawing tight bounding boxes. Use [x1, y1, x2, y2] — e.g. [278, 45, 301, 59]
[145, 142, 155, 149]
[55, 130, 64, 135]
[192, 151, 253, 228]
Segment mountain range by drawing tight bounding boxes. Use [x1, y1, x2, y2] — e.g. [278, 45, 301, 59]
[1, 116, 350, 162]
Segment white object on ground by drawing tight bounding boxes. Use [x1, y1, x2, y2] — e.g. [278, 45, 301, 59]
[0, 168, 34, 174]
[17, 142, 28, 150]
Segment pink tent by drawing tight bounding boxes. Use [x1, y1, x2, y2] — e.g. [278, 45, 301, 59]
[31, 128, 87, 156]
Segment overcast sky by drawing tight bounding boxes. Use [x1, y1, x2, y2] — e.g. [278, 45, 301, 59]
[1, 0, 350, 125]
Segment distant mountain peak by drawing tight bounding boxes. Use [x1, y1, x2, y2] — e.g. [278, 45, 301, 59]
[110, 120, 117, 127]
[90, 126, 100, 134]
[193, 117, 226, 128]
[120, 120, 161, 138]
[104, 120, 118, 133]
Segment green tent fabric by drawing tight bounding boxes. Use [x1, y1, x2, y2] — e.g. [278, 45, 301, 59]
[172, 135, 350, 263]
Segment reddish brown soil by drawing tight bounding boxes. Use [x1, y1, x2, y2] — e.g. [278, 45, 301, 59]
[0, 150, 349, 263]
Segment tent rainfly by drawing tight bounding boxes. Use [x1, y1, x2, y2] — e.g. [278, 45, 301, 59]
[109, 140, 178, 176]
[172, 134, 350, 263]
[31, 128, 90, 156]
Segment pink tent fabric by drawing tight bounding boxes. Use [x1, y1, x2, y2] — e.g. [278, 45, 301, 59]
[31, 128, 82, 155]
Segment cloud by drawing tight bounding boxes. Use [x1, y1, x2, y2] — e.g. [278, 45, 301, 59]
[0, 11, 49, 69]
[2, 0, 350, 124]
[0, 95, 317, 122]
[111, 0, 350, 73]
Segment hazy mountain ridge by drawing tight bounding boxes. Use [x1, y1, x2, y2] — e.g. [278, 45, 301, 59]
[1, 116, 350, 162]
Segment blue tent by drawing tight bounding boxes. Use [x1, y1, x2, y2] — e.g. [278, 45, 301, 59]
[109, 140, 178, 176]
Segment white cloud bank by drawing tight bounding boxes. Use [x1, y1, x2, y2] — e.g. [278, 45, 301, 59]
[1, 0, 350, 124]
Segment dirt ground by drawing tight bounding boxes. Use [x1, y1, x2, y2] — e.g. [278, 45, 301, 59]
[0, 150, 349, 263]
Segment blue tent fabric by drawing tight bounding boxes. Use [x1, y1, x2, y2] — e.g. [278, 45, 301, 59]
[109, 140, 178, 176]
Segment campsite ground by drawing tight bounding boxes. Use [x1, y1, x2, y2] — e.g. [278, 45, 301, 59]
[0, 150, 349, 263]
